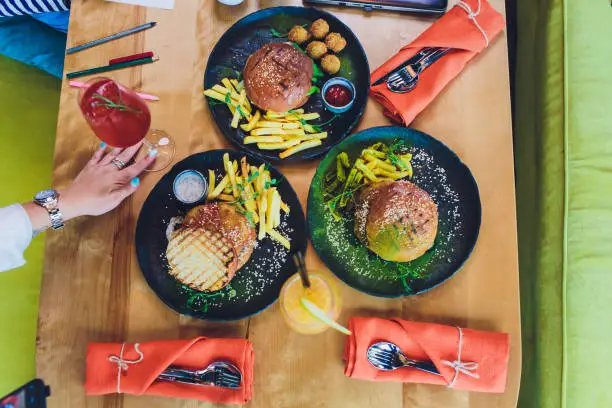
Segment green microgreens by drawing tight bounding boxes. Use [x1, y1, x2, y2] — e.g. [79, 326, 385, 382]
[92, 93, 141, 113]
[307, 85, 321, 96]
[185, 283, 236, 313]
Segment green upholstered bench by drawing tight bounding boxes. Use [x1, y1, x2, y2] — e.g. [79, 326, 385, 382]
[515, 0, 612, 407]
[0, 55, 59, 396]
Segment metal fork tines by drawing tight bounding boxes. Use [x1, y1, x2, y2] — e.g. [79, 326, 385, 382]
[157, 361, 243, 389]
[387, 48, 453, 94]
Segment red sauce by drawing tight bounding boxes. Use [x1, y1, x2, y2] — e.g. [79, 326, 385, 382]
[80, 78, 151, 147]
[325, 84, 352, 107]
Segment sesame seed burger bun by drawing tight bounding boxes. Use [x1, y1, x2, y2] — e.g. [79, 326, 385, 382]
[354, 180, 438, 262]
[243, 43, 314, 113]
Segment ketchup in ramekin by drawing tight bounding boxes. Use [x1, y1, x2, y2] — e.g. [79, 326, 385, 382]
[322, 77, 356, 114]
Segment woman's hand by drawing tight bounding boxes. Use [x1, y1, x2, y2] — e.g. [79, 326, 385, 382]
[61, 142, 156, 218]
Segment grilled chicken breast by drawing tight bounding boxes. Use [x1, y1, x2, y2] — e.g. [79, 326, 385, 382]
[166, 202, 256, 292]
[354, 180, 438, 262]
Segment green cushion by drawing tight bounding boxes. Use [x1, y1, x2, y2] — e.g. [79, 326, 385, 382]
[564, 2, 612, 406]
[0, 55, 59, 396]
[515, 1, 565, 406]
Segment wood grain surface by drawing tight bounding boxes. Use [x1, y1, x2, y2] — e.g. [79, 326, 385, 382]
[36, 1, 521, 407]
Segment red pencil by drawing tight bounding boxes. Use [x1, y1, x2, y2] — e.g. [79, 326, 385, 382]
[109, 51, 155, 65]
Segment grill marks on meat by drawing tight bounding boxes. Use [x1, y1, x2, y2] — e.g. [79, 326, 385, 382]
[243, 43, 314, 112]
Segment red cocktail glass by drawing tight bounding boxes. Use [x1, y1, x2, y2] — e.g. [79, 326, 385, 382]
[78, 77, 175, 171]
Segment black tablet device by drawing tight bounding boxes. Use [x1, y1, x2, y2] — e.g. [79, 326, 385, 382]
[303, 0, 448, 15]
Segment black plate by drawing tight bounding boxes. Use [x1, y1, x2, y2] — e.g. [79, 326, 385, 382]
[136, 150, 307, 320]
[307, 127, 481, 297]
[204, 6, 370, 162]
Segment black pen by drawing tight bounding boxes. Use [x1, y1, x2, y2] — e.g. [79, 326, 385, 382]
[67, 22, 157, 55]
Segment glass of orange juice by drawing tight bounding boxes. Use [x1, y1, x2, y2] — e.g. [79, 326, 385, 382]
[279, 272, 343, 335]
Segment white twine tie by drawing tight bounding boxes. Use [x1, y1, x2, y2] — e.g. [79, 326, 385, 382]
[441, 327, 480, 388]
[108, 343, 144, 394]
[456, 0, 489, 47]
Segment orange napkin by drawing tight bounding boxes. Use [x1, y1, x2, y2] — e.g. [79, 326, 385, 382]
[370, 0, 506, 125]
[344, 317, 509, 393]
[85, 336, 254, 404]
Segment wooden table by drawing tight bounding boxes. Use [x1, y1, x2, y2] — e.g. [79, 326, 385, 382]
[37, 1, 520, 407]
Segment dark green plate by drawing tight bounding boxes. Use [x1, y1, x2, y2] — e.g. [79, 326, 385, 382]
[307, 127, 481, 297]
[204, 6, 370, 162]
[136, 150, 307, 320]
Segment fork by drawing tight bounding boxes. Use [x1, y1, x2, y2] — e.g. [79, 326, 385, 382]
[157, 361, 242, 389]
[367, 342, 440, 375]
[386, 48, 453, 94]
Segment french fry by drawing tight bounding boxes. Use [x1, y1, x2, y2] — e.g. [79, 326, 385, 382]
[273, 190, 281, 228]
[374, 159, 397, 172]
[279, 139, 322, 159]
[255, 121, 302, 130]
[207, 170, 216, 199]
[363, 149, 386, 159]
[303, 124, 319, 134]
[223, 185, 233, 194]
[265, 188, 275, 231]
[258, 194, 267, 240]
[257, 140, 301, 150]
[221, 78, 236, 93]
[251, 127, 305, 136]
[337, 152, 351, 168]
[280, 201, 290, 214]
[217, 193, 235, 202]
[203, 89, 230, 104]
[230, 79, 240, 90]
[267, 229, 290, 250]
[210, 85, 239, 103]
[244, 136, 284, 144]
[337, 156, 346, 182]
[373, 168, 411, 180]
[265, 109, 304, 119]
[240, 110, 261, 132]
[293, 112, 320, 121]
[231, 89, 247, 128]
[209, 175, 229, 199]
[223, 153, 238, 198]
[355, 160, 378, 182]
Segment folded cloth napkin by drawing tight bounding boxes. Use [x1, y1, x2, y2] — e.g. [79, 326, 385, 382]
[370, 0, 506, 125]
[344, 317, 509, 393]
[85, 336, 254, 404]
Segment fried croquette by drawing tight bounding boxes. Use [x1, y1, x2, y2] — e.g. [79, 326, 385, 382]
[288, 25, 310, 44]
[306, 41, 328, 60]
[309, 18, 330, 39]
[325, 32, 347, 53]
[321, 54, 341, 74]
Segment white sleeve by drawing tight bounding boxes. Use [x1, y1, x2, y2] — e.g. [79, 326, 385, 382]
[0, 204, 33, 272]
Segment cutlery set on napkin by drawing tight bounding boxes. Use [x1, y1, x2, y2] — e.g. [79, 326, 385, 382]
[84, 318, 509, 404]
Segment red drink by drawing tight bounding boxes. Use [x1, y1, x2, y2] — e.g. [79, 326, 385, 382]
[79, 78, 151, 148]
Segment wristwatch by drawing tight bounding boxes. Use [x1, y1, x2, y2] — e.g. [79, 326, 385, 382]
[34, 190, 65, 231]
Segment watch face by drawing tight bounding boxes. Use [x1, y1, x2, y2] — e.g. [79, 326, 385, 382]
[35, 189, 56, 201]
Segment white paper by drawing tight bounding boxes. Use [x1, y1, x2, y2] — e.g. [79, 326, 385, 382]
[105, 0, 175, 10]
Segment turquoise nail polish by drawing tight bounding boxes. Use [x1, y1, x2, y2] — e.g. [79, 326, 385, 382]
[149, 149, 158, 157]
[131, 177, 140, 188]
[100, 142, 107, 148]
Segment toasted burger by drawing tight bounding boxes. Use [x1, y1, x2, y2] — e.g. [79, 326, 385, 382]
[243, 43, 314, 113]
[167, 203, 256, 292]
[354, 180, 438, 262]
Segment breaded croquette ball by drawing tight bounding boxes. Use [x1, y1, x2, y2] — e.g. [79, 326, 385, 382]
[321, 54, 341, 75]
[306, 41, 328, 60]
[288, 25, 310, 45]
[309, 18, 330, 40]
[325, 32, 347, 53]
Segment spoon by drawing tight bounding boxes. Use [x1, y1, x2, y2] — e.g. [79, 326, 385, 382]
[367, 341, 440, 375]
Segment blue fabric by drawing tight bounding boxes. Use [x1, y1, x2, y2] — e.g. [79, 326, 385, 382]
[31, 10, 68, 33]
[0, 16, 66, 77]
[0, 0, 69, 17]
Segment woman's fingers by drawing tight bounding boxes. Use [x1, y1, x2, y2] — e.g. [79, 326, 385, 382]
[88, 142, 108, 166]
[100, 147, 125, 165]
[115, 141, 145, 165]
[120, 153, 156, 180]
